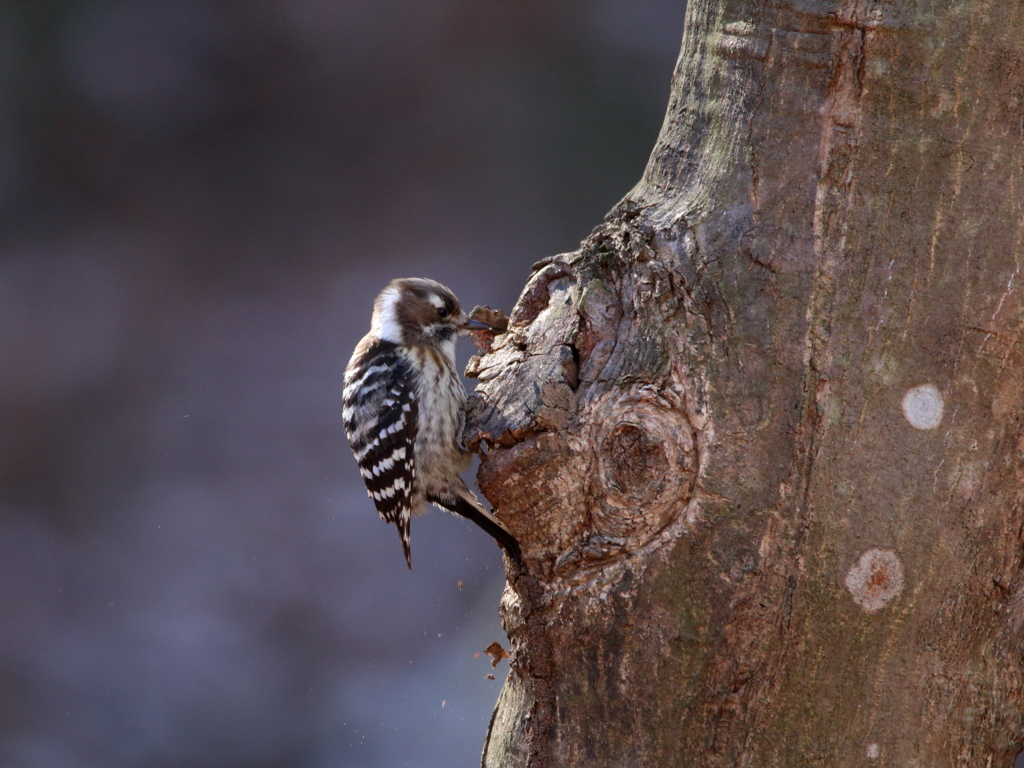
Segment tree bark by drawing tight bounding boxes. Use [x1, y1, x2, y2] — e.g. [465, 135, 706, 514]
[466, 0, 1024, 765]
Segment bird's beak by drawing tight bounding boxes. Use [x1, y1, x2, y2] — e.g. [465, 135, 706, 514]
[457, 315, 493, 336]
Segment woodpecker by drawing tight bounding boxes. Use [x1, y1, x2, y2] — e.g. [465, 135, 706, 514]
[342, 278, 521, 568]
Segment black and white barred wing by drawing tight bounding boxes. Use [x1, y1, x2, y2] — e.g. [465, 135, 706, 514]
[343, 340, 419, 568]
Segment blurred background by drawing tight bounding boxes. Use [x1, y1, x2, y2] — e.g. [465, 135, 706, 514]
[0, 1, 685, 766]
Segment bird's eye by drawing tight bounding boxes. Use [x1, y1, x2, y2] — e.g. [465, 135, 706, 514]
[437, 307, 449, 318]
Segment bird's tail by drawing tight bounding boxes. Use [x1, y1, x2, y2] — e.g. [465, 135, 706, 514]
[430, 487, 521, 563]
[396, 514, 412, 569]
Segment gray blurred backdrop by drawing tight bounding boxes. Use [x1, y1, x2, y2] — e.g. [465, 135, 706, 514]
[0, 2, 685, 766]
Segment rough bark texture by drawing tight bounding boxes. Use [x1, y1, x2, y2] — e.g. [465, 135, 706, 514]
[466, 0, 1024, 765]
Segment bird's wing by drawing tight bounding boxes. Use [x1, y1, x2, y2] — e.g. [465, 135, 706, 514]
[343, 341, 419, 568]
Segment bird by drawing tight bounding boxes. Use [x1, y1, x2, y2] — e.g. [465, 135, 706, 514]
[342, 277, 521, 568]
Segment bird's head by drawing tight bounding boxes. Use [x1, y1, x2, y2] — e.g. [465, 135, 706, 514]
[370, 277, 486, 351]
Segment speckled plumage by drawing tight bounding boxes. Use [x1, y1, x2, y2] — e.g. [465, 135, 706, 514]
[342, 278, 520, 568]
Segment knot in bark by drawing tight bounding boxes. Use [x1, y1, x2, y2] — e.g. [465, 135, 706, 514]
[549, 388, 698, 577]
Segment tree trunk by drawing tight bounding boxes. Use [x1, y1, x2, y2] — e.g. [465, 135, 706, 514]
[466, 0, 1024, 765]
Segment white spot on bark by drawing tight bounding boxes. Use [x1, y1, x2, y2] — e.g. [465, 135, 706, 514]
[845, 549, 904, 613]
[902, 384, 943, 429]
[866, 742, 880, 759]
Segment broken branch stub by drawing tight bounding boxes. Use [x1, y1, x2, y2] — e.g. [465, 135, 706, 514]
[464, 221, 708, 584]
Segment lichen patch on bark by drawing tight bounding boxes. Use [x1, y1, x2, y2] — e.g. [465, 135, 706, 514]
[844, 548, 905, 613]
[901, 383, 944, 430]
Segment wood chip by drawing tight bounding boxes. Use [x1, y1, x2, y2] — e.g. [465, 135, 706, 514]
[484, 641, 509, 668]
